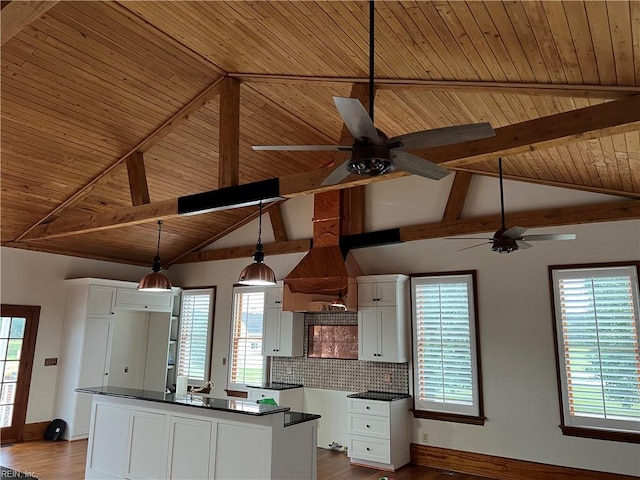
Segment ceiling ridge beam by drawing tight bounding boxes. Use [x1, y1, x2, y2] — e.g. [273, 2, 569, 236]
[14, 76, 227, 242]
[1, 1, 60, 45]
[218, 77, 241, 188]
[229, 73, 640, 99]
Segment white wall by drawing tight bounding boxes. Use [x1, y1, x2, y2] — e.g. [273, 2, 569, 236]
[0, 247, 149, 423]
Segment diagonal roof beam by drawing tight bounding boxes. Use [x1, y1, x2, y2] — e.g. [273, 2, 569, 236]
[16, 96, 640, 242]
[1, 1, 59, 45]
[442, 172, 473, 221]
[14, 76, 227, 242]
[126, 152, 151, 206]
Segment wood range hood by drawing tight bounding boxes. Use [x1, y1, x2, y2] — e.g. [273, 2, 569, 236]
[283, 191, 362, 312]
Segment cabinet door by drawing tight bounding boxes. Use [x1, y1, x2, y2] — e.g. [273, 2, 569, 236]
[378, 307, 400, 362]
[167, 416, 212, 480]
[115, 288, 173, 312]
[357, 283, 378, 306]
[264, 286, 283, 308]
[87, 286, 116, 318]
[275, 311, 303, 357]
[85, 402, 128, 479]
[358, 308, 380, 361]
[375, 282, 398, 307]
[262, 309, 281, 355]
[125, 410, 167, 480]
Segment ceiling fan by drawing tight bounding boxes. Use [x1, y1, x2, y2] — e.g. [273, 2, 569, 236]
[450, 158, 577, 253]
[252, 0, 496, 186]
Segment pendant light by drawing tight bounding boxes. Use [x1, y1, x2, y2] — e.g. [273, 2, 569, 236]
[238, 201, 276, 286]
[138, 220, 172, 291]
[330, 288, 347, 310]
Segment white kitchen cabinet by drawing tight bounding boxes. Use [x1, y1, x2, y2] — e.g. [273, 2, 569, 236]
[263, 310, 304, 357]
[126, 410, 167, 480]
[55, 278, 180, 440]
[357, 275, 409, 363]
[247, 387, 304, 411]
[167, 416, 213, 480]
[85, 401, 129, 479]
[347, 397, 411, 471]
[115, 287, 173, 312]
[264, 284, 284, 308]
[86, 285, 116, 318]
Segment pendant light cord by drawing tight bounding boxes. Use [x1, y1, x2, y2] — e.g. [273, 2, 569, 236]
[257, 201, 263, 247]
[369, 0, 375, 122]
[156, 220, 163, 257]
[498, 158, 506, 230]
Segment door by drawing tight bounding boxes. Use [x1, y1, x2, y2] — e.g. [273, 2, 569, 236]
[0, 305, 40, 443]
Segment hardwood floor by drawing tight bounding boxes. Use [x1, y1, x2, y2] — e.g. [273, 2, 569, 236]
[1, 440, 491, 480]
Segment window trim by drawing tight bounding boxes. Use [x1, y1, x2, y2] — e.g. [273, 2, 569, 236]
[548, 261, 640, 444]
[177, 287, 216, 385]
[410, 270, 485, 425]
[227, 285, 268, 391]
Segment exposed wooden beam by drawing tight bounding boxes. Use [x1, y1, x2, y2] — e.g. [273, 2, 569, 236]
[415, 95, 640, 168]
[268, 204, 288, 243]
[399, 200, 640, 242]
[175, 239, 311, 264]
[18, 97, 640, 241]
[126, 152, 150, 206]
[452, 167, 640, 199]
[229, 73, 640, 99]
[1, 1, 59, 45]
[218, 78, 240, 188]
[13, 76, 226, 242]
[442, 172, 472, 221]
[174, 200, 640, 265]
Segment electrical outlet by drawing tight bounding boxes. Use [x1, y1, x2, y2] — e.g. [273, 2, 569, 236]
[383, 373, 391, 383]
[421, 432, 428, 443]
[44, 357, 58, 366]
[124, 367, 129, 373]
[286, 367, 293, 375]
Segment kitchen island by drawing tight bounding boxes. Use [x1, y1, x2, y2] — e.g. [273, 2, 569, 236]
[77, 386, 320, 480]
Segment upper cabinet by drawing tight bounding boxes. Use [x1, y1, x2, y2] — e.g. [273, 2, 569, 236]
[357, 275, 410, 363]
[115, 288, 173, 312]
[87, 285, 117, 317]
[263, 283, 304, 357]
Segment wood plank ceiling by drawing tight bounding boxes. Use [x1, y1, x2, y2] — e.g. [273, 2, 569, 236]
[1, 1, 638, 266]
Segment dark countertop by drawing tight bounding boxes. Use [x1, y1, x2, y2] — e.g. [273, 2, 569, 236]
[284, 411, 321, 427]
[347, 391, 411, 401]
[76, 386, 289, 416]
[247, 382, 304, 391]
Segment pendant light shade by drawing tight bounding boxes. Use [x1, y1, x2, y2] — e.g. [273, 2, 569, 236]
[138, 220, 172, 291]
[238, 202, 276, 286]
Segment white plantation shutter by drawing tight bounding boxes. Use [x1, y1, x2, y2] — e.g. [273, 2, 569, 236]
[177, 289, 214, 383]
[552, 265, 640, 433]
[412, 274, 480, 416]
[228, 287, 266, 389]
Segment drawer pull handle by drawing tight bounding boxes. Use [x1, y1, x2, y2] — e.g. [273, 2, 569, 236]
[366, 425, 370, 428]
[366, 447, 370, 451]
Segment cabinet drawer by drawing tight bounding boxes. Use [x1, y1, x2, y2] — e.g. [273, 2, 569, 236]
[348, 399, 390, 417]
[348, 413, 389, 439]
[348, 436, 390, 464]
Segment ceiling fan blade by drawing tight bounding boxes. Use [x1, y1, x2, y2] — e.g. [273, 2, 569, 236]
[388, 122, 495, 151]
[333, 97, 379, 142]
[252, 145, 352, 151]
[392, 151, 451, 180]
[321, 162, 351, 186]
[456, 242, 492, 252]
[521, 233, 577, 241]
[515, 240, 533, 249]
[503, 226, 527, 239]
[444, 237, 494, 240]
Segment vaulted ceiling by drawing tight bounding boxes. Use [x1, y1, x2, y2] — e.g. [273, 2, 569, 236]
[1, 1, 639, 266]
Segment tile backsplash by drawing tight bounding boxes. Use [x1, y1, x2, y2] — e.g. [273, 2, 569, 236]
[271, 312, 409, 393]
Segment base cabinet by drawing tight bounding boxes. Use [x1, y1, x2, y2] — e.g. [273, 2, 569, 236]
[247, 387, 303, 411]
[126, 410, 167, 480]
[347, 397, 411, 471]
[167, 416, 213, 480]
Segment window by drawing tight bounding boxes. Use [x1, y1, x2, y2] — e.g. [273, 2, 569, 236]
[228, 286, 266, 390]
[411, 272, 484, 424]
[177, 288, 215, 385]
[550, 262, 640, 442]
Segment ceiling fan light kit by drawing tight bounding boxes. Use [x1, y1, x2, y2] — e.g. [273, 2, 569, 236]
[252, 0, 495, 185]
[138, 220, 172, 291]
[238, 201, 277, 286]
